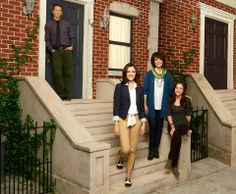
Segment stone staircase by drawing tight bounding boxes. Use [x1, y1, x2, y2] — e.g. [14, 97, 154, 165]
[64, 99, 181, 193]
[215, 89, 236, 117]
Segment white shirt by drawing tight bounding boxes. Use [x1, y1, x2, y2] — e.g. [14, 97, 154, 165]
[113, 83, 146, 123]
[127, 84, 138, 115]
[154, 78, 164, 110]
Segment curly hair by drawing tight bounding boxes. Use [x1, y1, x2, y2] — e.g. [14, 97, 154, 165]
[150, 52, 166, 68]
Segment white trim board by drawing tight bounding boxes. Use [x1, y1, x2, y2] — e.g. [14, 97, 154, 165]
[215, 0, 236, 9]
[199, 2, 236, 89]
[38, 0, 94, 99]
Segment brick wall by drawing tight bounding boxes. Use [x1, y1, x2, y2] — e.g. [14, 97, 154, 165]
[0, 0, 39, 76]
[159, 0, 236, 87]
[93, 0, 149, 97]
[1, 0, 235, 96]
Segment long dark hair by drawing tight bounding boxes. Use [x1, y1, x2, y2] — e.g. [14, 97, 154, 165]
[169, 82, 188, 106]
[121, 63, 140, 85]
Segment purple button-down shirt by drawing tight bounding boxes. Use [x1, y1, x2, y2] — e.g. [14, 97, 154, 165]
[45, 19, 75, 52]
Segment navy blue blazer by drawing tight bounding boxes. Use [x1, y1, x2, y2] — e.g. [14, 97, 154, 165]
[113, 83, 145, 120]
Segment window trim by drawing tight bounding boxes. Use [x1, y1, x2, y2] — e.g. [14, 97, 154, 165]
[108, 12, 133, 71]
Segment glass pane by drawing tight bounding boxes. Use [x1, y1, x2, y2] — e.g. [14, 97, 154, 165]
[109, 44, 130, 69]
[109, 15, 131, 43]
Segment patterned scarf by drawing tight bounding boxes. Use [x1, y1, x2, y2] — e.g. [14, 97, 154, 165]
[152, 68, 167, 79]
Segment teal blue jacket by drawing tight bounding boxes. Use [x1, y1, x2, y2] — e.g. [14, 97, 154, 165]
[143, 70, 173, 118]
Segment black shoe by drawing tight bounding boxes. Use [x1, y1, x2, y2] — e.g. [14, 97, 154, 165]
[154, 150, 159, 159]
[147, 151, 154, 160]
[172, 167, 180, 179]
[124, 177, 132, 187]
[116, 160, 123, 169]
[63, 97, 71, 101]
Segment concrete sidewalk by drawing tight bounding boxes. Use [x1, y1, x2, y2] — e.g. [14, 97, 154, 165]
[152, 157, 236, 194]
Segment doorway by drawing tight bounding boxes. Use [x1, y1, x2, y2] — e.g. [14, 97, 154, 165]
[204, 17, 228, 89]
[46, 0, 84, 98]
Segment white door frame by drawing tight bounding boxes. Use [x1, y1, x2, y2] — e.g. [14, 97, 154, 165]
[199, 3, 236, 89]
[38, 0, 94, 99]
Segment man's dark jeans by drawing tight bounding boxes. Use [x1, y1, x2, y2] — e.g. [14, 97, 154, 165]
[52, 49, 73, 98]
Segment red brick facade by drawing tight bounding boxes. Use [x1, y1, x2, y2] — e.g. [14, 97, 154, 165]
[0, 0, 236, 97]
[93, 0, 150, 97]
[159, 0, 236, 87]
[0, 0, 39, 76]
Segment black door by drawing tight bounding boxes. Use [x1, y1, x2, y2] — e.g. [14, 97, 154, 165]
[204, 17, 228, 89]
[46, 0, 84, 98]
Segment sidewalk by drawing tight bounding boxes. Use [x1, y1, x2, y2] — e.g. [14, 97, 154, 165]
[152, 157, 236, 194]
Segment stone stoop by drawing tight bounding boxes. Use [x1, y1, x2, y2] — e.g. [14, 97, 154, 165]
[64, 99, 190, 193]
[215, 89, 236, 116]
[109, 169, 178, 194]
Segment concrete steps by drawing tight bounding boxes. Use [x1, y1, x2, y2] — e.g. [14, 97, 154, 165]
[64, 99, 113, 111]
[109, 156, 167, 185]
[215, 90, 236, 116]
[109, 169, 177, 194]
[93, 131, 148, 147]
[64, 99, 178, 193]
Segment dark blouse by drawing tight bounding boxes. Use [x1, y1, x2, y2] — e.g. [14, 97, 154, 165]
[168, 97, 192, 127]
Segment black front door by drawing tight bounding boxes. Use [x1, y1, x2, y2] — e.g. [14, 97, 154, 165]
[204, 17, 228, 89]
[46, 0, 84, 98]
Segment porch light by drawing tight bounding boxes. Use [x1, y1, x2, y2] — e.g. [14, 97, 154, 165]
[189, 12, 197, 31]
[23, 0, 35, 15]
[100, 6, 110, 29]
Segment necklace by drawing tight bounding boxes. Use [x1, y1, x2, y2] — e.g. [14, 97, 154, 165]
[152, 68, 166, 79]
[156, 78, 163, 87]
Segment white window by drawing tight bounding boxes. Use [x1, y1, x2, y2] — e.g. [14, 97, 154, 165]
[109, 13, 132, 70]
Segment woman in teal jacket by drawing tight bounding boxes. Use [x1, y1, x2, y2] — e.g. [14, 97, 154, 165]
[144, 52, 173, 160]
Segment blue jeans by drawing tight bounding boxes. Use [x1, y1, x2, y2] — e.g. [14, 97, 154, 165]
[148, 110, 164, 153]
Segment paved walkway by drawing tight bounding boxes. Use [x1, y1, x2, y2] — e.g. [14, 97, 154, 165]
[152, 157, 236, 194]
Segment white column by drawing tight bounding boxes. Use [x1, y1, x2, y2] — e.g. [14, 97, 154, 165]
[148, 0, 163, 70]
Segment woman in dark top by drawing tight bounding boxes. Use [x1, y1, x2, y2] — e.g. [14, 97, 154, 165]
[165, 82, 192, 179]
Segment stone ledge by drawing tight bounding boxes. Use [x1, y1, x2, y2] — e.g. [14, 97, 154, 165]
[110, 2, 139, 16]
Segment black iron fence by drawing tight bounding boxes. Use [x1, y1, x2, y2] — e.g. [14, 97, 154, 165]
[0, 120, 56, 194]
[190, 107, 208, 162]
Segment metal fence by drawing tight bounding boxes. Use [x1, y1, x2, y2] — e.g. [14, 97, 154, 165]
[190, 107, 208, 162]
[0, 122, 55, 194]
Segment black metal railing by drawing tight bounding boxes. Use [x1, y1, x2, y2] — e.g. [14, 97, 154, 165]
[190, 107, 208, 162]
[0, 121, 56, 194]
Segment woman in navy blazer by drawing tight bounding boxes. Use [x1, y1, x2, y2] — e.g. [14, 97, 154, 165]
[113, 63, 146, 187]
[143, 52, 173, 160]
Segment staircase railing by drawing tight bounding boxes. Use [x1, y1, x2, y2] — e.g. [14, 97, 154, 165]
[0, 122, 56, 194]
[190, 107, 208, 162]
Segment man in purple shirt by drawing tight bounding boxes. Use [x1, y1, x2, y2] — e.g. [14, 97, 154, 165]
[45, 3, 75, 101]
